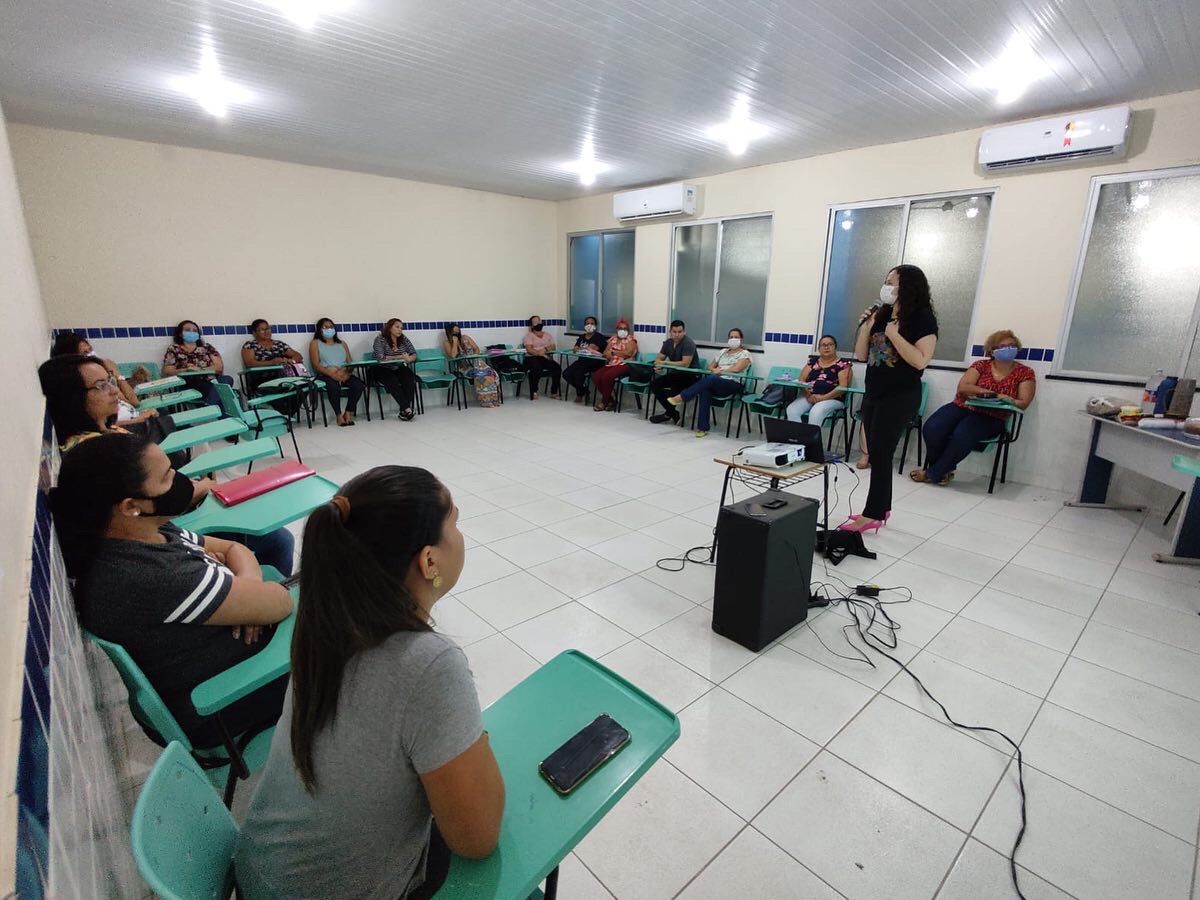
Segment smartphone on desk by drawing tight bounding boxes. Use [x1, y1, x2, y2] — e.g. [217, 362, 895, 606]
[539, 714, 630, 795]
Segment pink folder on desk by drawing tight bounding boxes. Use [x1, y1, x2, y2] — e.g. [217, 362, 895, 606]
[212, 461, 316, 506]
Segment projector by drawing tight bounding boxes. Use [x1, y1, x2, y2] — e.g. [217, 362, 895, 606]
[742, 443, 804, 468]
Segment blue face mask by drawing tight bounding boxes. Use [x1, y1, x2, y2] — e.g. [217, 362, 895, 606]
[993, 346, 1020, 362]
[322, 327, 336, 340]
[181, 330, 200, 343]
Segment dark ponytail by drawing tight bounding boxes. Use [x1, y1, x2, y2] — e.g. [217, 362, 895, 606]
[50, 432, 151, 600]
[291, 465, 450, 791]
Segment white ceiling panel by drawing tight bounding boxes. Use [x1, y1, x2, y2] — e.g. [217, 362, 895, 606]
[1, 0, 1197, 200]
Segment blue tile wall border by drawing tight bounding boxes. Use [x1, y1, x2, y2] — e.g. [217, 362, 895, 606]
[54, 319, 569, 341]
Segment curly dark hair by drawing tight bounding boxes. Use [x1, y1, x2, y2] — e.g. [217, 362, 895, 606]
[892, 264, 934, 322]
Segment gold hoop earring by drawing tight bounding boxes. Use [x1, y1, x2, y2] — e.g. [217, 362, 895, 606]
[431, 574, 443, 591]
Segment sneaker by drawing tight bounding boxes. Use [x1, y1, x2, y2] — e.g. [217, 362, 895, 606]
[695, 430, 708, 438]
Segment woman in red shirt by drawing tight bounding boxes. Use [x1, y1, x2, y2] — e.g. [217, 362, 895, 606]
[910, 329, 1036, 485]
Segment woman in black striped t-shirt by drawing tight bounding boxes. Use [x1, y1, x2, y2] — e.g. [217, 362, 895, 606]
[51, 432, 293, 748]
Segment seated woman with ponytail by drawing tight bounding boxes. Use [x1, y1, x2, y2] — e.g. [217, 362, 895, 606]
[39, 353, 297, 576]
[236, 466, 505, 900]
[50, 432, 293, 749]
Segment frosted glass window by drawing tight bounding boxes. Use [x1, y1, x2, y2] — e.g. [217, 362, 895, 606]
[902, 196, 991, 362]
[821, 205, 904, 349]
[819, 194, 992, 362]
[1061, 172, 1200, 380]
[715, 217, 771, 346]
[671, 216, 771, 346]
[601, 231, 635, 332]
[569, 230, 634, 331]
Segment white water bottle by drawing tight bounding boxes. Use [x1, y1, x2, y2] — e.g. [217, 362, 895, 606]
[1142, 368, 1164, 415]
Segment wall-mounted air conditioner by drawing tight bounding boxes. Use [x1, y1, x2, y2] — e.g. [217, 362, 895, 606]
[613, 182, 697, 221]
[977, 105, 1131, 172]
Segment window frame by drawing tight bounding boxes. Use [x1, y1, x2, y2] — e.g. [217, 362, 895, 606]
[566, 227, 636, 332]
[815, 188, 997, 367]
[1054, 165, 1200, 382]
[667, 211, 774, 350]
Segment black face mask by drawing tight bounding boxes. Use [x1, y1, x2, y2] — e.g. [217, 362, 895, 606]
[532, 323, 544, 332]
[137, 470, 195, 517]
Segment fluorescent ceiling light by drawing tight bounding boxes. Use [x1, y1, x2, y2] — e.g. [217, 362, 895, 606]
[170, 40, 251, 118]
[706, 95, 769, 156]
[971, 31, 1052, 105]
[560, 138, 610, 187]
[263, 0, 351, 30]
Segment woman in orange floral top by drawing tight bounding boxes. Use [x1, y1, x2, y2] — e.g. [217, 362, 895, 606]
[588, 319, 638, 411]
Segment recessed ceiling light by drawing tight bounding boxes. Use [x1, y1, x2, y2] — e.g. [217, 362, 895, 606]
[965, 206, 980, 218]
[1130, 193, 1150, 211]
[169, 39, 251, 118]
[970, 31, 1052, 105]
[263, 0, 351, 30]
[705, 95, 769, 156]
[560, 138, 611, 187]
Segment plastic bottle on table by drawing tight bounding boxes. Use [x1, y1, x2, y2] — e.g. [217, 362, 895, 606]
[1142, 368, 1164, 415]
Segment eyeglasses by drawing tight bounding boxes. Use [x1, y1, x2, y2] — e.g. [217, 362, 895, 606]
[86, 376, 118, 393]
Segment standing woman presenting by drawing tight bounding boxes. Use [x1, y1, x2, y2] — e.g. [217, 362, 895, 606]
[841, 265, 938, 534]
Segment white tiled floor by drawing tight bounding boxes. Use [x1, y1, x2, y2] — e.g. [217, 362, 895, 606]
[134, 394, 1200, 898]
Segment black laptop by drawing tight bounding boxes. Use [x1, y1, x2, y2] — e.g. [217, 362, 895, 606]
[763, 419, 825, 464]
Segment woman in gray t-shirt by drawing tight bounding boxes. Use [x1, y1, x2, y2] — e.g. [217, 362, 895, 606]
[236, 466, 505, 900]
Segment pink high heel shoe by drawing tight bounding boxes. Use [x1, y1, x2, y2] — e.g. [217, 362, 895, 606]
[836, 512, 890, 534]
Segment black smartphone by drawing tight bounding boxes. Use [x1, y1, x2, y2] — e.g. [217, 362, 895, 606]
[539, 714, 631, 795]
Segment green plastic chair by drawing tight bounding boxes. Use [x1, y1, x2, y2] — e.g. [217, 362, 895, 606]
[968, 405, 1026, 493]
[84, 630, 275, 807]
[849, 380, 929, 474]
[118, 361, 162, 380]
[735, 365, 800, 438]
[214, 382, 301, 464]
[495, 344, 529, 402]
[131, 741, 238, 900]
[615, 352, 660, 415]
[415, 348, 462, 410]
[693, 363, 753, 437]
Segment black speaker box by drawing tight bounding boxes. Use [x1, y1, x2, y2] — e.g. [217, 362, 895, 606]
[712, 491, 817, 651]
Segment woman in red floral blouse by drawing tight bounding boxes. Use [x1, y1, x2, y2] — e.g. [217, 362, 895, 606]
[910, 329, 1036, 485]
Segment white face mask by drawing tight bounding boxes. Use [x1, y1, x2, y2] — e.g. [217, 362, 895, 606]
[617, 329, 628, 339]
[727, 337, 741, 348]
[879, 284, 897, 306]
[584, 324, 595, 333]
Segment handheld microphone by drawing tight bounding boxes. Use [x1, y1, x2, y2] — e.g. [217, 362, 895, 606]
[859, 302, 881, 325]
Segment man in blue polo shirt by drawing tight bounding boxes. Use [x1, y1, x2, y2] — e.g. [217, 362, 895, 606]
[649, 320, 698, 424]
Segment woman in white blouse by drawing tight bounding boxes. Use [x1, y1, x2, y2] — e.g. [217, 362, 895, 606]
[667, 328, 752, 437]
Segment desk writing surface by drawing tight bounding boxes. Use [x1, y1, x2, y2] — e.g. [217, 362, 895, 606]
[190, 583, 298, 715]
[139, 389, 203, 410]
[158, 419, 248, 454]
[1087, 412, 1200, 451]
[134, 376, 185, 396]
[174, 474, 338, 536]
[434, 650, 679, 900]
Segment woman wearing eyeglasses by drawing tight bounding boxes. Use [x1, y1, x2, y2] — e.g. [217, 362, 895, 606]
[909, 329, 1036, 485]
[38, 354, 296, 576]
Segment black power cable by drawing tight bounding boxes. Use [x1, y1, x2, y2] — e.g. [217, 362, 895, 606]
[804, 583, 1029, 900]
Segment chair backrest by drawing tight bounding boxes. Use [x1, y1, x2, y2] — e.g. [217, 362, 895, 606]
[213, 382, 246, 419]
[414, 349, 448, 374]
[84, 631, 193, 751]
[638, 351, 658, 363]
[132, 742, 238, 900]
[916, 380, 930, 416]
[119, 361, 162, 380]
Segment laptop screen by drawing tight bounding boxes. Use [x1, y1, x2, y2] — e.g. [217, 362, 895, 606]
[763, 419, 825, 463]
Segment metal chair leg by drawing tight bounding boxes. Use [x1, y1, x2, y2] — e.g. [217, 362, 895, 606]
[1165, 491, 1186, 526]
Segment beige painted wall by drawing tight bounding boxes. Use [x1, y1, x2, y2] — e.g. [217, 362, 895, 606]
[0, 102, 51, 898]
[556, 89, 1200, 350]
[10, 126, 558, 329]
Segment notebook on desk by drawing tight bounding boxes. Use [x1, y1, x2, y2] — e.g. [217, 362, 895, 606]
[212, 461, 316, 506]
